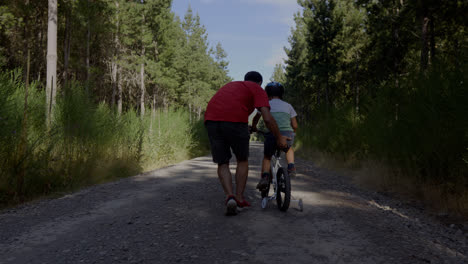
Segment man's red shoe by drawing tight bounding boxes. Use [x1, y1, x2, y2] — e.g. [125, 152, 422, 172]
[237, 199, 251, 208]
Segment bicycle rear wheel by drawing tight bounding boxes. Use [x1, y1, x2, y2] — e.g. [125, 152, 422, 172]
[276, 167, 291, 211]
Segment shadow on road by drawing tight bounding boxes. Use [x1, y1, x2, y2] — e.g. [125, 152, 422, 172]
[0, 142, 465, 263]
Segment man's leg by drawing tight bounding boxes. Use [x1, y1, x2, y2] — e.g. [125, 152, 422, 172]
[227, 122, 250, 206]
[217, 163, 233, 198]
[235, 160, 248, 202]
[206, 121, 237, 215]
[218, 162, 238, 215]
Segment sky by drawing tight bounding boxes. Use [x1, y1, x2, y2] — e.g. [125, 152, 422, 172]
[171, 0, 301, 84]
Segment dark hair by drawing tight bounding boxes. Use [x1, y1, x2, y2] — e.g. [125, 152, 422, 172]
[265, 82, 284, 99]
[244, 71, 263, 84]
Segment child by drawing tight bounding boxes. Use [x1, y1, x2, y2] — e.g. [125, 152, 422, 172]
[250, 82, 298, 191]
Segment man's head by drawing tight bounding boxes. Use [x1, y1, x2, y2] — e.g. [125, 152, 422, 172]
[244, 71, 263, 85]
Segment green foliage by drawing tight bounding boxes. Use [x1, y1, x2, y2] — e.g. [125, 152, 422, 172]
[287, 0, 468, 198]
[367, 64, 467, 183]
[270, 63, 285, 84]
[141, 109, 209, 169]
[0, 73, 209, 206]
[179, 7, 227, 112]
[0, 0, 230, 114]
[0, 0, 231, 207]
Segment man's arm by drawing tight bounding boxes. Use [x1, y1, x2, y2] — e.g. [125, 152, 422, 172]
[291, 117, 298, 133]
[258, 106, 288, 149]
[251, 112, 262, 132]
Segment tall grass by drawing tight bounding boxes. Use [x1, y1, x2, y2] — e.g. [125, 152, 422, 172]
[0, 71, 209, 207]
[296, 63, 468, 215]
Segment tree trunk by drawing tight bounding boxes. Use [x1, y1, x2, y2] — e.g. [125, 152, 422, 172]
[117, 64, 122, 115]
[324, 38, 330, 110]
[421, 15, 430, 71]
[63, 5, 71, 86]
[140, 54, 145, 118]
[38, 18, 45, 82]
[86, 0, 91, 93]
[150, 94, 155, 135]
[163, 93, 168, 113]
[111, 62, 117, 107]
[18, 0, 31, 197]
[140, 12, 146, 118]
[429, 15, 435, 64]
[158, 108, 161, 139]
[393, 1, 402, 120]
[46, 0, 58, 126]
[354, 56, 359, 119]
[111, 2, 120, 108]
[189, 103, 192, 123]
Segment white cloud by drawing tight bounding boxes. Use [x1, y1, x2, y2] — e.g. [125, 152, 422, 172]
[200, 0, 215, 3]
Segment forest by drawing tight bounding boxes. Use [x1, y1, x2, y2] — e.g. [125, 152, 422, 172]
[0, 0, 467, 215]
[273, 0, 467, 214]
[0, 0, 230, 205]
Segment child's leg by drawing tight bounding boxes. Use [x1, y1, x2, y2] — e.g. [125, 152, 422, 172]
[284, 131, 296, 176]
[286, 147, 294, 164]
[257, 155, 272, 190]
[262, 155, 271, 174]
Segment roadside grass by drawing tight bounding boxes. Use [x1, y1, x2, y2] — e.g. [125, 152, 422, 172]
[294, 64, 468, 219]
[0, 71, 209, 208]
[296, 145, 468, 219]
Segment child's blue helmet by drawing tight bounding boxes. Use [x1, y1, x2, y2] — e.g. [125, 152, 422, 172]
[265, 82, 284, 99]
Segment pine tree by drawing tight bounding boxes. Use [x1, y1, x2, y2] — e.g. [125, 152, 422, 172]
[270, 63, 285, 84]
[284, 11, 309, 120]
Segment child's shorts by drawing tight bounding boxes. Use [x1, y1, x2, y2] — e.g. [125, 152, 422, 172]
[264, 131, 295, 157]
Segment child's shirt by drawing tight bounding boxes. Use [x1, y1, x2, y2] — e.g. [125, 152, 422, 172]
[267, 99, 297, 132]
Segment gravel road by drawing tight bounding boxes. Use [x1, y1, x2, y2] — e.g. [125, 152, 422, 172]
[0, 142, 467, 264]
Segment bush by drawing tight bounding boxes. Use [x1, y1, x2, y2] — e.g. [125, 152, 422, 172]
[296, 61, 468, 195]
[0, 71, 209, 207]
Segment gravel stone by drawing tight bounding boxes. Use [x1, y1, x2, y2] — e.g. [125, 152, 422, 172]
[0, 143, 466, 263]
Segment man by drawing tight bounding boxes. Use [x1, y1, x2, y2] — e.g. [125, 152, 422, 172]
[204, 71, 288, 216]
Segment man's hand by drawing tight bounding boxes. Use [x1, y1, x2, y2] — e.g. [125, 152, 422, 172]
[249, 125, 257, 134]
[259, 106, 288, 148]
[276, 135, 290, 150]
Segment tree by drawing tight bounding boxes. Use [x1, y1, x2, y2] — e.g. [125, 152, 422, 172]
[284, 11, 309, 120]
[46, 0, 57, 125]
[179, 6, 218, 120]
[301, 0, 343, 109]
[270, 63, 285, 83]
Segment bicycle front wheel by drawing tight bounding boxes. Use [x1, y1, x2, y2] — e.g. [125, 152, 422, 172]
[276, 167, 291, 211]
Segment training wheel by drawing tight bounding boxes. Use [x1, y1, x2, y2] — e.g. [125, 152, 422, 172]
[261, 197, 268, 209]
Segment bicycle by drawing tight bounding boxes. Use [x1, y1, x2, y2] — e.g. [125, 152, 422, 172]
[255, 130, 303, 212]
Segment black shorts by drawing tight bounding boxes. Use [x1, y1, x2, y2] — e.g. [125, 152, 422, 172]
[205, 121, 250, 164]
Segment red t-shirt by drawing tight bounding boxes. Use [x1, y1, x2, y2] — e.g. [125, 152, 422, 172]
[204, 81, 270, 123]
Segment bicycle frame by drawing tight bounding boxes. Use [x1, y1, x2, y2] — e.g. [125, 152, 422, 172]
[261, 149, 282, 208]
[253, 129, 303, 211]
